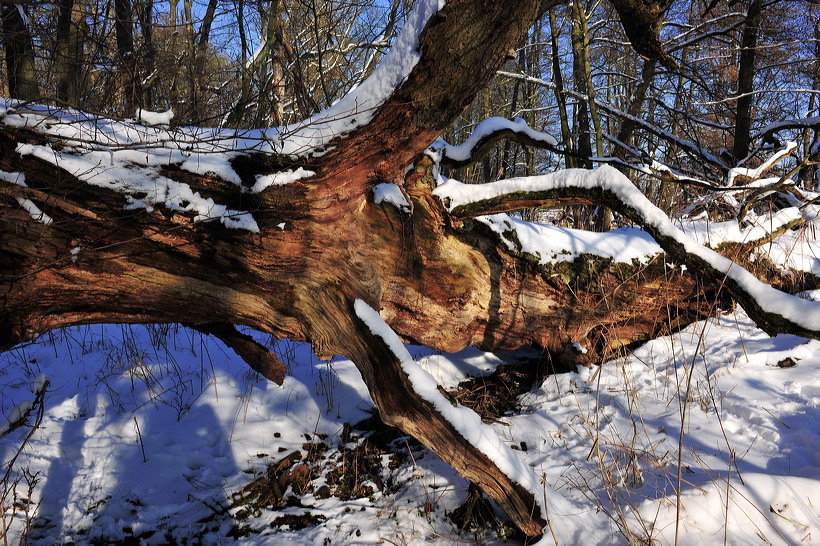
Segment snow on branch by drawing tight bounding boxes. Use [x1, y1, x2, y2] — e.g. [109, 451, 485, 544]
[728, 141, 798, 186]
[477, 213, 663, 265]
[0, 170, 53, 225]
[434, 166, 820, 339]
[430, 117, 559, 168]
[2, 0, 445, 160]
[0, 0, 449, 231]
[353, 299, 537, 490]
[15, 141, 261, 232]
[755, 116, 820, 156]
[352, 299, 580, 531]
[135, 108, 174, 127]
[271, 0, 444, 153]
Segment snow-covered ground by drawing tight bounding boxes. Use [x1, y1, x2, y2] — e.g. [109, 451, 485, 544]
[3, 151, 820, 543]
[2, 290, 820, 545]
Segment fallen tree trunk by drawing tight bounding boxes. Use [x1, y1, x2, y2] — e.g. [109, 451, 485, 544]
[0, 119, 718, 534]
[1, 0, 818, 538]
[0, 116, 792, 535]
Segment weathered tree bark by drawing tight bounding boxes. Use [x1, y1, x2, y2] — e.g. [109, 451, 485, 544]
[0, 117, 722, 538]
[1, 0, 816, 537]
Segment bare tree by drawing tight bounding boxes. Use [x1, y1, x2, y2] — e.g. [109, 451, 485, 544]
[115, 0, 138, 114]
[1, 5, 39, 101]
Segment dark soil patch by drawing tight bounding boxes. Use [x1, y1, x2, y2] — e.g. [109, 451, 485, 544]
[449, 363, 537, 421]
[228, 418, 412, 534]
[271, 512, 326, 530]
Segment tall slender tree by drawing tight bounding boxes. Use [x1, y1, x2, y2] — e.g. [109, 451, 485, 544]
[1, 5, 39, 101]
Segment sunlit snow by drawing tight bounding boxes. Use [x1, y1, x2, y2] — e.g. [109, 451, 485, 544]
[135, 108, 174, 127]
[2, 300, 820, 544]
[434, 165, 820, 332]
[0, 0, 446, 234]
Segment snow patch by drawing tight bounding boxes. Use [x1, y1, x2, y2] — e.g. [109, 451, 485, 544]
[372, 183, 411, 213]
[0, 169, 53, 225]
[250, 167, 315, 193]
[179, 153, 243, 186]
[135, 108, 174, 127]
[16, 143, 259, 233]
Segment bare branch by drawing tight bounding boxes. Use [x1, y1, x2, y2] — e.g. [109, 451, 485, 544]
[433, 116, 562, 169]
[194, 323, 286, 385]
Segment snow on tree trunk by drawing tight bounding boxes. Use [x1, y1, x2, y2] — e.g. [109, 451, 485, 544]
[1, 0, 818, 537]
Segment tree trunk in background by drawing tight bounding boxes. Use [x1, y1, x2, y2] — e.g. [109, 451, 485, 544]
[732, 0, 762, 165]
[614, 59, 657, 157]
[226, 0, 294, 128]
[569, 0, 594, 229]
[140, 0, 156, 110]
[115, 0, 137, 115]
[800, 12, 820, 190]
[225, 0, 251, 127]
[54, 0, 86, 105]
[1, 5, 39, 101]
[549, 8, 574, 169]
[188, 0, 218, 122]
[179, 0, 195, 120]
[608, 0, 675, 68]
[265, 0, 289, 127]
[569, 0, 592, 171]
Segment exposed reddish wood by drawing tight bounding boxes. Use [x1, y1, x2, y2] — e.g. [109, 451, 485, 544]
[195, 323, 286, 385]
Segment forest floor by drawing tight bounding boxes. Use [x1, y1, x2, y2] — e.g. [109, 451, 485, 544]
[2, 298, 820, 545]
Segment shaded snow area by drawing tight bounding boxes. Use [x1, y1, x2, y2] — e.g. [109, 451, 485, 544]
[2, 303, 820, 544]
